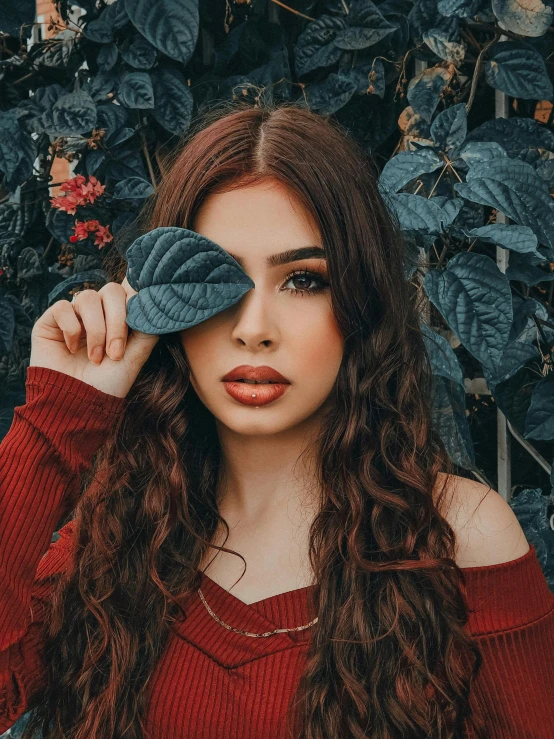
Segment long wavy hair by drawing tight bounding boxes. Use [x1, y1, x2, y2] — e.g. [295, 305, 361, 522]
[21, 101, 487, 739]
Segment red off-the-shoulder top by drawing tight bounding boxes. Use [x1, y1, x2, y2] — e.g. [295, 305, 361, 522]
[0, 366, 553, 738]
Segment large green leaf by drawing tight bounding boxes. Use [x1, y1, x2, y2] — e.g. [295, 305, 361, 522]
[124, 227, 255, 335]
[383, 192, 444, 233]
[113, 177, 155, 200]
[379, 149, 443, 195]
[124, 0, 199, 65]
[454, 158, 554, 251]
[406, 66, 452, 123]
[51, 91, 97, 135]
[294, 15, 347, 76]
[424, 252, 513, 376]
[151, 65, 193, 135]
[334, 0, 396, 50]
[485, 41, 553, 100]
[463, 224, 542, 258]
[117, 71, 155, 109]
[492, 0, 552, 37]
[421, 322, 464, 386]
[430, 102, 467, 152]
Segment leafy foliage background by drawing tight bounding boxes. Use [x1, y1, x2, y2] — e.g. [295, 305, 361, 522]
[1, 0, 554, 591]
[1, 0, 554, 734]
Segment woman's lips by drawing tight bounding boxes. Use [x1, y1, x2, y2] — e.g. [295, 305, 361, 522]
[222, 381, 290, 406]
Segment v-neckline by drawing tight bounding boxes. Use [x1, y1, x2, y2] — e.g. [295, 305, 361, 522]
[200, 570, 316, 608]
[170, 570, 318, 668]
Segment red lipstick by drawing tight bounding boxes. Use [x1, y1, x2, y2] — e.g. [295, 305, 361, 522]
[222, 365, 291, 406]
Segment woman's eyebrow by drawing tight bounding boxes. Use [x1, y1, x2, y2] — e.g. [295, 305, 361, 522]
[226, 246, 326, 268]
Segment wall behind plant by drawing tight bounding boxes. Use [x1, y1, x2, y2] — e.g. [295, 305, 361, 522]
[0, 0, 553, 584]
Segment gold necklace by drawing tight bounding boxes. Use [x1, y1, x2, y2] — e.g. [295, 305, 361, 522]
[197, 587, 318, 638]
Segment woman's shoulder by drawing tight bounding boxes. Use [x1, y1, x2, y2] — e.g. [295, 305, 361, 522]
[434, 472, 531, 569]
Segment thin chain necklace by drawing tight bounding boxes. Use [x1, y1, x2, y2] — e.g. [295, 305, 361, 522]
[197, 586, 319, 638]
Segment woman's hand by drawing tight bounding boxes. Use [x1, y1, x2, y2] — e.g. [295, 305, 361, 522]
[29, 278, 159, 398]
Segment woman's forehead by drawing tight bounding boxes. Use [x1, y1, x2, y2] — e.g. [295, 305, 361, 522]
[192, 185, 322, 261]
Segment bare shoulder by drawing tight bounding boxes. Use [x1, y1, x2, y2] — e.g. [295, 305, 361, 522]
[434, 472, 530, 568]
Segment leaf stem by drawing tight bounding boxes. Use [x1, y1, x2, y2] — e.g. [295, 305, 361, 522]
[466, 29, 501, 115]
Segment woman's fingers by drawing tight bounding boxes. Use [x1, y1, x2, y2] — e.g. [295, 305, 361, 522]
[98, 282, 129, 360]
[70, 290, 107, 364]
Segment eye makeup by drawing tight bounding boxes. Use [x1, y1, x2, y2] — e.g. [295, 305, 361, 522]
[280, 266, 330, 297]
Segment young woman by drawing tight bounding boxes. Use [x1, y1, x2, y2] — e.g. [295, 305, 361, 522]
[0, 102, 552, 739]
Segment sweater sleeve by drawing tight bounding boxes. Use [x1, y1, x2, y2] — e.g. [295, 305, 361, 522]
[461, 544, 554, 738]
[0, 366, 126, 731]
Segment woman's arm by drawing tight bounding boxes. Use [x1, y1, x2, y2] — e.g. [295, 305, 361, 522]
[0, 365, 126, 729]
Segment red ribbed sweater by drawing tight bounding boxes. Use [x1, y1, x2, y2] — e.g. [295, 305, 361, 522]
[0, 366, 553, 739]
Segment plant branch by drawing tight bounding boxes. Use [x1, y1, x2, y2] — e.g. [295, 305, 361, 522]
[466, 29, 501, 115]
[270, 0, 316, 21]
[41, 236, 55, 261]
[154, 149, 167, 179]
[140, 128, 158, 190]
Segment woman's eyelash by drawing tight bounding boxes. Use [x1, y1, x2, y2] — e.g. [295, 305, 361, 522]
[280, 268, 330, 297]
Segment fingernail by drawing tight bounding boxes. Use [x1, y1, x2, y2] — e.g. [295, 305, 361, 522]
[91, 346, 103, 363]
[110, 340, 124, 358]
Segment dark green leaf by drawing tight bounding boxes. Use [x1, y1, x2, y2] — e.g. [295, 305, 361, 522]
[113, 177, 155, 199]
[97, 43, 119, 71]
[304, 73, 357, 115]
[120, 35, 158, 69]
[379, 149, 442, 194]
[124, 227, 255, 335]
[294, 15, 346, 76]
[337, 58, 386, 97]
[424, 252, 513, 376]
[0, 110, 25, 181]
[525, 372, 554, 440]
[383, 192, 444, 233]
[430, 102, 467, 152]
[454, 158, 554, 251]
[407, 67, 452, 123]
[505, 251, 554, 286]
[124, 0, 199, 65]
[485, 41, 553, 100]
[151, 65, 193, 134]
[52, 91, 98, 135]
[118, 71, 155, 109]
[421, 321, 464, 386]
[463, 224, 542, 258]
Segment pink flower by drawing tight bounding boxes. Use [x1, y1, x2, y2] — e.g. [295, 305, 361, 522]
[70, 219, 113, 249]
[92, 223, 113, 248]
[51, 175, 106, 214]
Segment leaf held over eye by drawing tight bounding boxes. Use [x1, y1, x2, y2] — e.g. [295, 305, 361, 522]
[124, 226, 255, 334]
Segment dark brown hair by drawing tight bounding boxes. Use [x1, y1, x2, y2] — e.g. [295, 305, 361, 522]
[22, 101, 486, 739]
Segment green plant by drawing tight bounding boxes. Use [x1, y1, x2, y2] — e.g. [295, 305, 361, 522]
[2, 2, 554, 736]
[0, 0, 553, 574]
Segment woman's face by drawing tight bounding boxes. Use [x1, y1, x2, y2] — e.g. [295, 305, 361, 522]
[178, 179, 344, 437]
